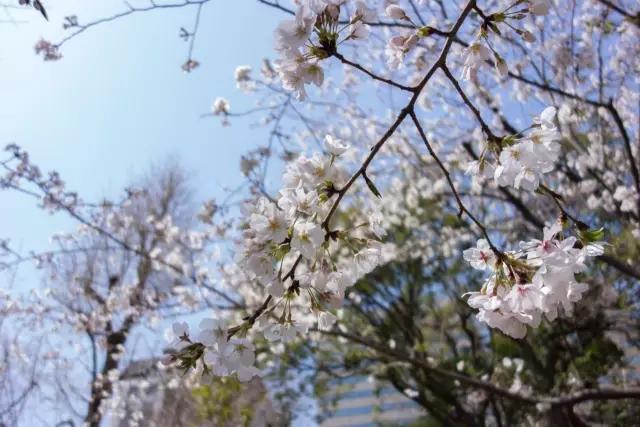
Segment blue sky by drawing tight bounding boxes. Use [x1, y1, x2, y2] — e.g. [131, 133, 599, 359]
[0, 0, 283, 259]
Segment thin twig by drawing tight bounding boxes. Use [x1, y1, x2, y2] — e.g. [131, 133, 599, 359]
[410, 111, 502, 254]
[332, 52, 414, 92]
[441, 64, 500, 143]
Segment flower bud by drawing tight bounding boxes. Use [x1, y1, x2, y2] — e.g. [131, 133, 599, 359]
[327, 4, 340, 21]
[494, 54, 508, 78]
[404, 33, 419, 51]
[386, 4, 408, 21]
[389, 35, 407, 49]
[521, 30, 536, 43]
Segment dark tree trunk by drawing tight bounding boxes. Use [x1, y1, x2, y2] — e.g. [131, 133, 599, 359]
[84, 327, 130, 427]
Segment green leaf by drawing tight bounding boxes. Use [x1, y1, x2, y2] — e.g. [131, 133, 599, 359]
[501, 134, 517, 146]
[578, 226, 605, 243]
[272, 242, 291, 260]
[414, 342, 428, 353]
[443, 213, 463, 228]
[363, 173, 382, 198]
[417, 26, 432, 37]
[488, 22, 501, 36]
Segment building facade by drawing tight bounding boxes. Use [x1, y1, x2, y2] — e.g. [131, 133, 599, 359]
[319, 376, 425, 427]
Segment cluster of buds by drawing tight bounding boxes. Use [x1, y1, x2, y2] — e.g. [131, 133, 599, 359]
[273, 1, 375, 99]
[461, 0, 550, 81]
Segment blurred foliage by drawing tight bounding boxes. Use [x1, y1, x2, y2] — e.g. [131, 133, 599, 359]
[191, 377, 253, 427]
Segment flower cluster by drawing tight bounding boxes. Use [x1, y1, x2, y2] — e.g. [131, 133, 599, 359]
[166, 320, 259, 382]
[463, 222, 603, 338]
[211, 97, 230, 126]
[165, 135, 386, 378]
[34, 39, 62, 61]
[460, 0, 550, 81]
[383, 4, 434, 69]
[234, 65, 255, 92]
[273, 1, 374, 99]
[181, 59, 200, 73]
[238, 135, 381, 337]
[466, 106, 560, 191]
[3, 144, 78, 212]
[461, 39, 494, 81]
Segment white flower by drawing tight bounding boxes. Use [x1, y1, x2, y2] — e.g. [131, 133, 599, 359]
[325, 135, 350, 156]
[503, 284, 545, 327]
[166, 321, 190, 349]
[266, 280, 285, 298]
[353, 1, 376, 22]
[212, 97, 230, 115]
[236, 365, 260, 382]
[250, 204, 289, 243]
[465, 159, 494, 180]
[354, 245, 381, 275]
[246, 253, 275, 281]
[463, 239, 496, 270]
[291, 221, 324, 259]
[477, 308, 527, 339]
[317, 311, 337, 331]
[613, 186, 637, 213]
[280, 68, 308, 100]
[494, 56, 508, 78]
[368, 211, 386, 238]
[274, 7, 314, 51]
[234, 65, 252, 82]
[385, 33, 419, 68]
[230, 338, 255, 367]
[263, 322, 308, 343]
[461, 41, 491, 81]
[300, 153, 335, 185]
[282, 160, 305, 189]
[525, 221, 563, 262]
[172, 321, 188, 338]
[299, 269, 328, 290]
[535, 106, 557, 129]
[390, 34, 418, 52]
[493, 110, 560, 191]
[203, 344, 234, 376]
[326, 271, 353, 295]
[348, 22, 370, 40]
[582, 242, 605, 257]
[385, 5, 407, 21]
[303, 62, 324, 87]
[278, 187, 319, 217]
[197, 318, 228, 349]
[234, 65, 254, 91]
